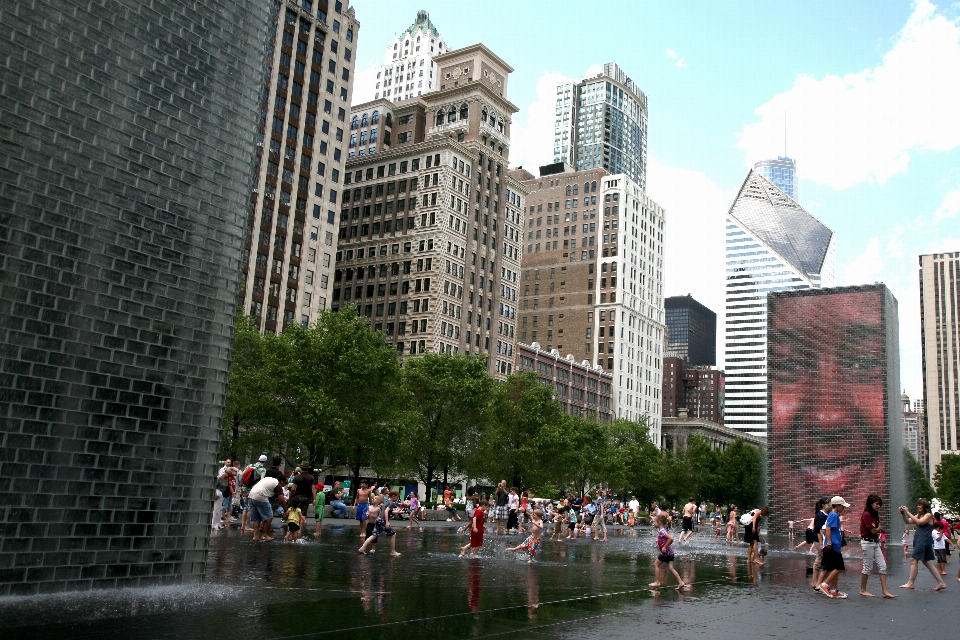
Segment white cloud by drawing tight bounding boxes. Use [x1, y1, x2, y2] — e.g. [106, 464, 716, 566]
[665, 49, 685, 68]
[843, 236, 883, 284]
[737, 0, 960, 190]
[646, 160, 733, 366]
[351, 63, 379, 105]
[934, 188, 960, 219]
[509, 71, 569, 172]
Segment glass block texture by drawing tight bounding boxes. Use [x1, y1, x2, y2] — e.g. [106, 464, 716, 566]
[0, 0, 272, 594]
[767, 285, 905, 533]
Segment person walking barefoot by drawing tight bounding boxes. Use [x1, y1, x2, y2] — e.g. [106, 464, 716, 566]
[898, 499, 947, 591]
[460, 503, 487, 558]
[649, 514, 687, 591]
[354, 482, 372, 540]
[858, 494, 896, 598]
[358, 496, 401, 557]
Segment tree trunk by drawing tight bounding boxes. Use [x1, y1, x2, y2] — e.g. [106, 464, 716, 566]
[231, 414, 240, 460]
[442, 465, 449, 491]
[351, 462, 362, 498]
[425, 465, 437, 504]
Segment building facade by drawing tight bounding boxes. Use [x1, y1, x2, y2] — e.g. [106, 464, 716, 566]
[240, 2, 360, 333]
[553, 63, 648, 190]
[516, 167, 665, 435]
[664, 294, 716, 366]
[919, 251, 960, 481]
[767, 284, 904, 533]
[724, 169, 835, 437]
[902, 391, 920, 463]
[754, 156, 798, 200]
[0, 0, 269, 593]
[515, 343, 614, 422]
[662, 357, 724, 424]
[373, 11, 446, 102]
[661, 417, 763, 453]
[333, 44, 524, 379]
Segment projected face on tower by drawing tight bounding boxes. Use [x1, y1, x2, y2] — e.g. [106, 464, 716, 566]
[769, 290, 886, 522]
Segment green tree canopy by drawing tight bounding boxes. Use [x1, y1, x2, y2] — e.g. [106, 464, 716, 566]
[933, 453, 960, 514]
[905, 447, 935, 505]
[714, 438, 763, 510]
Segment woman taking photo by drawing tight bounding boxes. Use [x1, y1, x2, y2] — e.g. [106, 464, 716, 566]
[859, 494, 896, 598]
[899, 498, 947, 591]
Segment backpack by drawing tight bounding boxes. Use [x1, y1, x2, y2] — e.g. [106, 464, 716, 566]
[241, 465, 258, 488]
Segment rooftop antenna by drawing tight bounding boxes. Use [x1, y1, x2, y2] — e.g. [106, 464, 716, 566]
[784, 112, 788, 158]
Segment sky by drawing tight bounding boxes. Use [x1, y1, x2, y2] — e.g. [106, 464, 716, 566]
[351, 0, 960, 401]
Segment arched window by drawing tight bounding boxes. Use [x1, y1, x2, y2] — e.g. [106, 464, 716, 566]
[460, 103, 468, 120]
[591, 181, 597, 192]
[584, 182, 590, 193]
[497, 118, 504, 133]
[360, 113, 368, 127]
[489, 112, 496, 126]
[573, 184, 578, 195]
[436, 110, 445, 126]
[448, 107, 456, 122]
[350, 115, 358, 130]
[481, 107, 488, 123]
[565, 185, 571, 196]
[371, 110, 380, 124]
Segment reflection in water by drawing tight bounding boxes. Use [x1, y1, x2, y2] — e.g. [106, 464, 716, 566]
[526, 563, 539, 618]
[467, 560, 481, 612]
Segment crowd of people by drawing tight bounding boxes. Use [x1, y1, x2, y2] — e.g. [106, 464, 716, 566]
[213, 460, 960, 597]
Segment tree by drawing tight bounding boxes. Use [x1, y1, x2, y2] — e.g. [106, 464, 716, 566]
[473, 372, 564, 491]
[933, 453, 960, 514]
[905, 447, 935, 505]
[553, 414, 608, 498]
[222, 313, 273, 461]
[714, 439, 763, 509]
[399, 353, 492, 503]
[605, 417, 660, 506]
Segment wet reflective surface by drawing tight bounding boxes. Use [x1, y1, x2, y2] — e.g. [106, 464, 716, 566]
[4, 523, 956, 638]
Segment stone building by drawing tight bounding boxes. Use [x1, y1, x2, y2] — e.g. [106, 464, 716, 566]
[240, 1, 360, 333]
[373, 10, 447, 102]
[515, 343, 614, 422]
[515, 166, 665, 435]
[660, 416, 764, 452]
[333, 44, 524, 378]
[662, 357, 724, 424]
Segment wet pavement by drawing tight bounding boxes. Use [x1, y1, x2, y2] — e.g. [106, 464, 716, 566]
[3, 521, 957, 638]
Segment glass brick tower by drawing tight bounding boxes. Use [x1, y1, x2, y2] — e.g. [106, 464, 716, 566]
[724, 169, 835, 437]
[553, 63, 648, 190]
[0, 0, 270, 594]
[754, 157, 798, 201]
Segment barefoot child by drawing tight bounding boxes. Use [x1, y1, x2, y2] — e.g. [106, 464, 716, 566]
[508, 509, 543, 563]
[354, 482, 372, 540]
[649, 514, 687, 590]
[460, 503, 487, 557]
[358, 496, 401, 556]
[283, 497, 305, 541]
[406, 491, 422, 531]
[902, 528, 910, 558]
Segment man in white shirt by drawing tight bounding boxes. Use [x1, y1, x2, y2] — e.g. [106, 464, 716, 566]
[248, 476, 287, 542]
[628, 496, 640, 517]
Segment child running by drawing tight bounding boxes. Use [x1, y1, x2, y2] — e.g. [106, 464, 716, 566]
[460, 503, 487, 557]
[507, 509, 543, 564]
[358, 496, 401, 556]
[649, 514, 687, 591]
[405, 491, 422, 531]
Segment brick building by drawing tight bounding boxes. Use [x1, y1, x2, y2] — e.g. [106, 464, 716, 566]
[516, 343, 614, 422]
[662, 357, 724, 423]
[332, 44, 524, 378]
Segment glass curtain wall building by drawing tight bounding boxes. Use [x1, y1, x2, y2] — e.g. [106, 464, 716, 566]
[754, 157, 798, 201]
[724, 170, 835, 437]
[553, 63, 648, 190]
[665, 295, 716, 366]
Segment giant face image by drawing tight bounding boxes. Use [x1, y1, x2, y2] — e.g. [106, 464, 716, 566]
[769, 290, 887, 525]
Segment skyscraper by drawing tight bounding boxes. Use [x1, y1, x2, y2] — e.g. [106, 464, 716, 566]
[374, 11, 447, 102]
[665, 295, 716, 366]
[919, 251, 960, 480]
[333, 44, 524, 379]
[239, 2, 361, 333]
[724, 170, 835, 437]
[1, 0, 269, 594]
[553, 63, 648, 190]
[515, 166, 666, 435]
[754, 157, 798, 200]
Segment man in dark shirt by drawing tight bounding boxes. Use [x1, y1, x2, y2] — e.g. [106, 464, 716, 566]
[264, 456, 286, 516]
[493, 480, 509, 535]
[292, 461, 316, 515]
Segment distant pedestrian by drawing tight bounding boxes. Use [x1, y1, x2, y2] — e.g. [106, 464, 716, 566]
[354, 482, 372, 540]
[493, 480, 509, 535]
[460, 503, 488, 557]
[742, 507, 769, 565]
[313, 483, 325, 537]
[406, 491, 422, 530]
[592, 492, 608, 542]
[898, 498, 947, 591]
[902, 528, 910, 558]
[329, 481, 347, 518]
[649, 514, 687, 591]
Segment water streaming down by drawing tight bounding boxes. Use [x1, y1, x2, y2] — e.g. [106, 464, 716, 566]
[1, 523, 929, 638]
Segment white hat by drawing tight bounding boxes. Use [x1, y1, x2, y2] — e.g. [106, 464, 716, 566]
[258, 454, 268, 462]
[830, 496, 851, 507]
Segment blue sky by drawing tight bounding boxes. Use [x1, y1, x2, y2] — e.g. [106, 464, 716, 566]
[351, 0, 960, 400]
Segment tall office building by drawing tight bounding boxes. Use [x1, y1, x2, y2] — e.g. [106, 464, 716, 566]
[919, 251, 960, 480]
[1, 0, 269, 593]
[754, 157, 798, 200]
[240, 2, 360, 333]
[516, 166, 666, 435]
[333, 44, 524, 379]
[664, 295, 716, 366]
[374, 11, 447, 101]
[553, 63, 648, 190]
[902, 391, 921, 463]
[724, 170, 835, 437]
